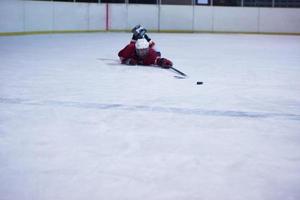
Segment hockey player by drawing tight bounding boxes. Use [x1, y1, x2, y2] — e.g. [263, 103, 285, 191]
[118, 25, 173, 69]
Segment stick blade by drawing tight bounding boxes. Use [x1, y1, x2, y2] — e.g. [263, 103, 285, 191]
[174, 75, 187, 79]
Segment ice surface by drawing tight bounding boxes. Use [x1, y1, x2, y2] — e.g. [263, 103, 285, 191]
[0, 32, 300, 200]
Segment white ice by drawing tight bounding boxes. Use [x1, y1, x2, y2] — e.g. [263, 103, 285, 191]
[0, 32, 300, 200]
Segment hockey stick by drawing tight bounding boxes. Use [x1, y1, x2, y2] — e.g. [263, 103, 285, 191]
[170, 67, 187, 77]
[98, 58, 187, 78]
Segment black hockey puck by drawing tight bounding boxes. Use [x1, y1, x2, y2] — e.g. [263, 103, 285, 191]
[196, 81, 203, 85]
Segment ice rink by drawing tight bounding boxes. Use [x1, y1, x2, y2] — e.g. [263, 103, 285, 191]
[1, 32, 300, 200]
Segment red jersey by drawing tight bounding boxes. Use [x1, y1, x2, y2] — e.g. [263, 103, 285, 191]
[118, 41, 160, 65]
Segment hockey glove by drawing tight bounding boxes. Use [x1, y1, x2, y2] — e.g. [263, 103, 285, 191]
[131, 24, 142, 34]
[157, 58, 173, 68]
[132, 33, 143, 41]
[124, 58, 137, 65]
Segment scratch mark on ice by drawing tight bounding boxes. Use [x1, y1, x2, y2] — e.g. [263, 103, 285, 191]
[1, 97, 300, 121]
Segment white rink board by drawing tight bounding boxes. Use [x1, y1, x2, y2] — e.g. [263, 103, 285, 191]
[127, 4, 159, 31]
[213, 7, 259, 32]
[53, 2, 89, 31]
[159, 5, 193, 31]
[24, 1, 53, 32]
[88, 3, 106, 30]
[109, 4, 128, 30]
[0, 1, 24, 33]
[0, 1, 300, 34]
[259, 8, 300, 33]
[193, 6, 213, 32]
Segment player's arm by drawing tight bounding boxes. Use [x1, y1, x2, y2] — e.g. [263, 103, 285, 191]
[131, 25, 155, 47]
[144, 34, 155, 48]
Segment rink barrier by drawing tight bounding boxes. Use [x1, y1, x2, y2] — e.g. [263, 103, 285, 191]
[1, 30, 300, 36]
[0, 30, 105, 36]
[1, 1, 300, 35]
